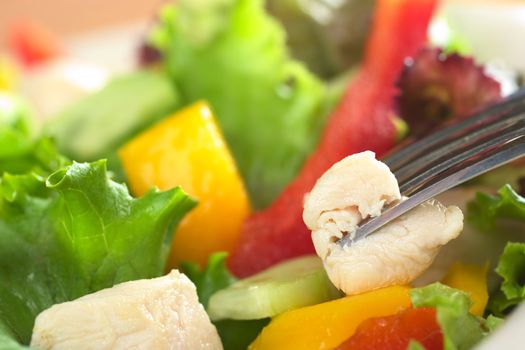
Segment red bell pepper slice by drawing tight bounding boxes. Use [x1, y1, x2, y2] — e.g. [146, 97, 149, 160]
[335, 307, 443, 350]
[229, 0, 438, 277]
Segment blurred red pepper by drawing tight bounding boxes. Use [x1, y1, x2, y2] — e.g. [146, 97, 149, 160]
[229, 0, 438, 277]
[8, 20, 63, 68]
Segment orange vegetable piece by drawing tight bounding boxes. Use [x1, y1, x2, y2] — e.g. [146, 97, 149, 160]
[441, 262, 489, 316]
[249, 285, 411, 350]
[335, 307, 443, 350]
[119, 101, 250, 267]
[0, 56, 17, 91]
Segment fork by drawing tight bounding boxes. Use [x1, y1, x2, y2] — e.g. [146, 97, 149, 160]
[339, 87, 525, 246]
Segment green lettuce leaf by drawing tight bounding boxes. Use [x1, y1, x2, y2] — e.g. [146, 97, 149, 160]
[0, 94, 67, 176]
[467, 185, 525, 232]
[496, 242, 525, 300]
[0, 321, 29, 350]
[45, 70, 180, 163]
[0, 93, 34, 159]
[0, 137, 67, 176]
[151, 0, 327, 208]
[406, 340, 427, 350]
[0, 160, 195, 345]
[410, 283, 485, 350]
[0, 93, 58, 176]
[487, 291, 516, 317]
[266, 0, 373, 79]
[182, 253, 269, 350]
[483, 315, 504, 334]
[487, 242, 525, 316]
[214, 319, 270, 350]
[465, 186, 525, 316]
[182, 252, 237, 307]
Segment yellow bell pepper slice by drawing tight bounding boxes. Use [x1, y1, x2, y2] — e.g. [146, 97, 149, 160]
[442, 262, 489, 316]
[249, 285, 411, 350]
[0, 56, 17, 91]
[119, 101, 250, 268]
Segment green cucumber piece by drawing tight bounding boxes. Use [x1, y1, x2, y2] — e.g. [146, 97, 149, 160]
[208, 255, 341, 321]
[45, 70, 179, 161]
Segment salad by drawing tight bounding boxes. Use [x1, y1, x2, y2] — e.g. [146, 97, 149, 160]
[1, 0, 525, 349]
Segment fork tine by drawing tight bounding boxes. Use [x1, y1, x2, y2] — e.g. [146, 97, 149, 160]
[385, 88, 525, 172]
[399, 120, 525, 195]
[391, 105, 525, 183]
[393, 106, 525, 184]
[340, 133, 525, 246]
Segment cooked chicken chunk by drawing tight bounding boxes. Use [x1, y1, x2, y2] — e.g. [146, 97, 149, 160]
[303, 151, 463, 295]
[30, 270, 223, 350]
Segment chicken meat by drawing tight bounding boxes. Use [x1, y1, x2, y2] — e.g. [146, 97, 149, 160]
[30, 270, 223, 350]
[303, 151, 464, 295]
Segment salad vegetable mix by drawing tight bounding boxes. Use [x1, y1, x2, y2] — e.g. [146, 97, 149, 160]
[1, 0, 525, 349]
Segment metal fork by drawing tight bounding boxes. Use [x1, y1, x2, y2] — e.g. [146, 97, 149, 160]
[339, 87, 525, 247]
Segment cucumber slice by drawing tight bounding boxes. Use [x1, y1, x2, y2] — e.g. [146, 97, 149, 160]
[207, 255, 341, 321]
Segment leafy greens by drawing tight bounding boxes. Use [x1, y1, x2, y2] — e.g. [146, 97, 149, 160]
[465, 185, 525, 317]
[467, 184, 525, 232]
[0, 321, 29, 350]
[495, 242, 525, 303]
[266, 0, 374, 78]
[0, 92, 67, 177]
[150, 0, 327, 208]
[182, 252, 237, 307]
[410, 283, 497, 350]
[182, 253, 269, 350]
[0, 160, 195, 345]
[0, 93, 59, 175]
[397, 47, 501, 138]
[0, 93, 34, 159]
[488, 243, 525, 316]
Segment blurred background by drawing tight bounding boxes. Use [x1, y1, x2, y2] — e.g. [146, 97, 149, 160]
[1, 0, 524, 120]
[0, 0, 162, 72]
[0, 0, 158, 44]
